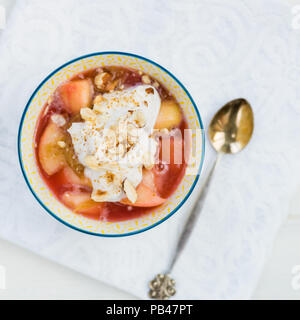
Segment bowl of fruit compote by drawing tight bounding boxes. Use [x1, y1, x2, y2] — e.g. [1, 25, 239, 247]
[18, 52, 205, 236]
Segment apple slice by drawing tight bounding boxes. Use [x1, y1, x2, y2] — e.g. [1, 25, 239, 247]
[57, 166, 92, 188]
[121, 169, 165, 207]
[61, 191, 91, 208]
[38, 121, 66, 175]
[61, 191, 101, 216]
[59, 79, 93, 114]
[154, 99, 182, 130]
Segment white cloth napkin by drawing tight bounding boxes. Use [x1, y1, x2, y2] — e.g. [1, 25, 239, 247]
[0, 0, 300, 299]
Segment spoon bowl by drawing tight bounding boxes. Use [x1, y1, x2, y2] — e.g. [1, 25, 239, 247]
[208, 98, 254, 154]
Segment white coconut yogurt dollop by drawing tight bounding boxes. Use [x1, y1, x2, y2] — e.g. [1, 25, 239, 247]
[68, 85, 161, 203]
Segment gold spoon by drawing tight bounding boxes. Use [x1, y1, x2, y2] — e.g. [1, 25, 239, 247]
[149, 98, 254, 300]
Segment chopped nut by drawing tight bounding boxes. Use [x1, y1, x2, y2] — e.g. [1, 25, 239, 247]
[93, 103, 106, 114]
[160, 128, 169, 134]
[153, 81, 159, 89]
[127, 124, 139, 145]
[94, 72, 112, 90]
[84, 155, 99, 170]
[93, 94, 105, 105]
[123, 179, 137, 203]
[104, 128, 117, 148]
[114, 121, 128, 143]
[106, 79, 119, 92]
[51, 114, 66, 127]
[133, 110, 146, 127]
[80, 108, 95, 121]
[151, 128, 169, 139]
[143, 152, 154, 170]
[142, 75, 151, 84]
[110, 143, 125, 157]
[57, 141, 66, 148]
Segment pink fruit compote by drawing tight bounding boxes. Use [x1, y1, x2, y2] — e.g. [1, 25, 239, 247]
[34, 66, 189, 222]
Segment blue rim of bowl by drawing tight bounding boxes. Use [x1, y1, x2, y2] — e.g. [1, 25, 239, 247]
[17, 51, 205, 237]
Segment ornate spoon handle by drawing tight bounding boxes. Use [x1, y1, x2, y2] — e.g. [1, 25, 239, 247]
[149, 153, 222, 300]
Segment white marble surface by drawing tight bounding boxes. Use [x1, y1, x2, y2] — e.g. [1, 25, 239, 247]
[0, 0, 300, 300]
